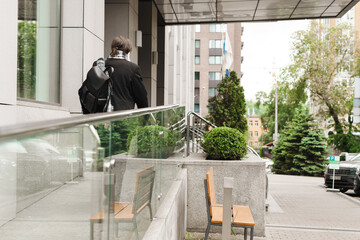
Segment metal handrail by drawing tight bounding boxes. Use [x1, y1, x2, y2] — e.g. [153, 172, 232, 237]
[186, 111, 217, 156]
[0, 104, 180, 143]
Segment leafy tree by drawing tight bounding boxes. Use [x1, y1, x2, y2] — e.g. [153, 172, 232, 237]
[255, 79, 307, 144]
[272, 109, 328, 176]
[207, 71, 248, 134]
[283, 21, 360, 151]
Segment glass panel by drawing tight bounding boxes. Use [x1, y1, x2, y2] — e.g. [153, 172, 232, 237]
[0, 106, 185, 240]
[195, 40, 200, 49]
[209, 88, 215, 97]
[195, 56, 200, 65]
[209, 71, 221, 80]
[17, 0, 61, 103]
[195, 24, 200, 32]
[194, 104, 199, 112]
[195, 71, 200, 81]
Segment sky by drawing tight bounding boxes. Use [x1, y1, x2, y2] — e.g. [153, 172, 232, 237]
[241, 20, 310, 101]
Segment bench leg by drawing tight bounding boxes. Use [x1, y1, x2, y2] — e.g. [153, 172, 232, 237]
[90, 222, 94, 240]
[133, 219, 139, 240]
[204, 222, 211, 240]
[244, 227, 247, 240]
[250, 226, 254, 240]
[148, 204, 153, 221]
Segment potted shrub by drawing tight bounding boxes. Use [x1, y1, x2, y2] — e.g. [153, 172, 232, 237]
[202, 127, 247, 160]
[127, 125, 176, 158]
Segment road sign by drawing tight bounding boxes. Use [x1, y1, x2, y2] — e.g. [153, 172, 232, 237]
[329, 155, 340, 170]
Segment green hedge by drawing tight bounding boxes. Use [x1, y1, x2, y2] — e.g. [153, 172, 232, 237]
[127, 125, 176, 158]
[203, 127, 247, 160]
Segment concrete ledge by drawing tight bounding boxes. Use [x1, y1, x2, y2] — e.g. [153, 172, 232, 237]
[142, 168, 187, 240]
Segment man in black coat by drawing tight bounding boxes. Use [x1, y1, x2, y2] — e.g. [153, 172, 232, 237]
[106, 36, 148, 111]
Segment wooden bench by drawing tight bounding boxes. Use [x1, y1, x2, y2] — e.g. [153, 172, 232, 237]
[204, 167, 255, 240]
[90, 166, 155, 240]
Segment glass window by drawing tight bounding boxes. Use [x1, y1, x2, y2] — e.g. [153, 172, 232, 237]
[209, 24, 227, 33]
[195, 56, 200, 65]
[209, 72, 221, 81]
[209, 56, 222, 65]
[249, 121, 253, 126]
[195, 72, 200, 81]
[255, 121, 258, 126]
[194, 104, 200, 112]
[255, 131, 258, 137]
[17, 0, 61, 104]
[249, 131, 253, 137]
[195, 40, 200, 49]
[209, 40, 223, 49]
[209, 88, 215, 97]
[195, 24, 201, 32]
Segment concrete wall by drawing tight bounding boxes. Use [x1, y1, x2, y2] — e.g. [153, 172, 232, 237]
[143, 168, 187, 240]
[184, 153, 266, 237]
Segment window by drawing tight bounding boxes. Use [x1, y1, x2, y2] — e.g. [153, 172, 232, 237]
[209, 88, 215, 97]
[17, 0, 61, 103]
[255, 131, 258, 137]
[209, 40, 223, 49]
[209, 72, 221, 81]
[195, 72, 200, 81]
[195, 40, 200, 49]
[249, 131, 253, 137]
[249, 121, 253, 126]
[195, 24, 201, 32]
[209, 56, 222, 65]
[195, 56, 200, 65]
[209, 24, 227, 33]
[255, 121, 258, 126]
[194, 104, 200, 112]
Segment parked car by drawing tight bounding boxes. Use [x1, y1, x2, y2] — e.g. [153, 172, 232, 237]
[324, 153, 360, 193]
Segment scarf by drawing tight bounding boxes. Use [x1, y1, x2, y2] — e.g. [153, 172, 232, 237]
[108, 50, 130, 61]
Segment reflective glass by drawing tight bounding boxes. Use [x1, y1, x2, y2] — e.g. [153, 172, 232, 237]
[0, 106, 185, 240]
[17, 0, 61, 103]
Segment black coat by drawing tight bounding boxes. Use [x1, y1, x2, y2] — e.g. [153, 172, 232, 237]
[106, 58, 148, 111]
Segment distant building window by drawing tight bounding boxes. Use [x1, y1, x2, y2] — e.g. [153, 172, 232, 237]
[209, 24, 227, 33]
[249, 121, 253, 126]
[209, 72, 221, 81]
[195, 56, 200, 65]
[209, 39, 223, 48]
[195, 40, 200, 49]
[209, 56, 222, 65]
[255, 121, 258, 126]
[195, 24, 201, 32]
[255, 131, 258, 137]
[250, 131, 253, 137]
[195, 72, 200, 81]
[194, 104, 200, 112]
[209, 88, 216, 97]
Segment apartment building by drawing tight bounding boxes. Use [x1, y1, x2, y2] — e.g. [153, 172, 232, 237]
[194, 23, 243, 117]
[247, 114, 264, 149]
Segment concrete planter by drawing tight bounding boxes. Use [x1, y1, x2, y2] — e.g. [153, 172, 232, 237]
[183, 153, 266, 237]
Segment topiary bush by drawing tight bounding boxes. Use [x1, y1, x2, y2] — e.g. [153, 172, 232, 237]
[203, 127, 247, 160]
[126, 125, 176, 158]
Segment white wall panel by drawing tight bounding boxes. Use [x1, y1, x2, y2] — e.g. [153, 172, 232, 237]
[0, 0, 17, 104]
[84, 0, 104, 39]
[61, 28, 84, 112]
[62, 0, 84, 27]
[83, 30, 104, 79]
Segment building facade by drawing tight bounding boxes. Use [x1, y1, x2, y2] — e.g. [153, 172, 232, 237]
[0, 0, 194, 128]
[247, 114, 264, 149]
[194, 23, 243, 117]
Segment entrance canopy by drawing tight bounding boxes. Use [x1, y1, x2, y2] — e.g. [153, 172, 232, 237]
[154, 0, 360, 24]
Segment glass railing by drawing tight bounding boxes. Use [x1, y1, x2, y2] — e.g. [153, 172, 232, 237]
[0, 105, 185, 240]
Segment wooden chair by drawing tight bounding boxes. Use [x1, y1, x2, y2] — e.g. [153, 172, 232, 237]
[204, 167, 255, 240]
[90, 166, 155, 240]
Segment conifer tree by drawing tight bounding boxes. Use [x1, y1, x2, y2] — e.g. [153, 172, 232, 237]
[272, 108, 328, 176]
[207, 71, 248, 134]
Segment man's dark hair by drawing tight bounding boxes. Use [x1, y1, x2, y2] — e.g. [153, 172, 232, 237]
[110, 35, 132, 57]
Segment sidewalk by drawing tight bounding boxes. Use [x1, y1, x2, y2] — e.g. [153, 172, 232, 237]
[265, 174, 360, 240]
